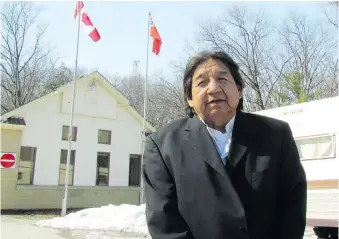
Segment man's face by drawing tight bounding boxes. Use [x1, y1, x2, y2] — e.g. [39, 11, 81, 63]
[187, 58, 242, 129]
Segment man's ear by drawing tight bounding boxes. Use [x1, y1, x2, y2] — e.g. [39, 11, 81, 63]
[237, 86, 243, 99]
[187, 99, 194, 107]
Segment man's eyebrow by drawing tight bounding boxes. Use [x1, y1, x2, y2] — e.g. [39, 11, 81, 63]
[193, 72, 206, 80]
[193, 70, 230, 80]
[217, 70, 230, 75]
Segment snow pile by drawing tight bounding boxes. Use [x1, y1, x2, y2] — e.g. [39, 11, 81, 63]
[36, 204, 149, 236]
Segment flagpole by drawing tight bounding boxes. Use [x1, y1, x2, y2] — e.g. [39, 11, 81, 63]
[140, 12, 151, 205]
[61, 1, 81, 217]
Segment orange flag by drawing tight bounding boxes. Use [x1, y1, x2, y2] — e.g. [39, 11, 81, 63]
[149, 14, 162, 55]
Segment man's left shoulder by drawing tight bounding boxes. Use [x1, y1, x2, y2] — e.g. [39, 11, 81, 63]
[241, 111, 289, 133]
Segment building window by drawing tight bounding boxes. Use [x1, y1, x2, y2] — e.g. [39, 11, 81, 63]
[17, 146, 36, 185]
[295, 134, 336, 160]
[96, 152, 110, 186]
[62, 125, 77, 141]
[129, 154, 141, 186]
[58, 149, 76, 185]
[98, 130, 111, 144]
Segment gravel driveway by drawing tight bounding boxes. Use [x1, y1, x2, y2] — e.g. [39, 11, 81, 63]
[1, 215, 316, 239]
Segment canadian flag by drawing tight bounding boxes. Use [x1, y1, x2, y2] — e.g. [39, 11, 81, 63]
[74, 1, 101, 42]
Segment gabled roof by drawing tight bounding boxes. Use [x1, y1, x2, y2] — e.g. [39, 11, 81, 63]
[1, 71, 155, 132]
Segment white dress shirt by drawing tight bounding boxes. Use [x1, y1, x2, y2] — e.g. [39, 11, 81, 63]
[199, 115, 235, 165]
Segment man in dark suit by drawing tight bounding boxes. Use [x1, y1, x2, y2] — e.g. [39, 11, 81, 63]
[142, 51, 307, 239]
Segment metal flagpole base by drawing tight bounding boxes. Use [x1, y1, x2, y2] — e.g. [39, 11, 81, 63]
[61, 198, 67, 216]
[139, 186, 145, 205]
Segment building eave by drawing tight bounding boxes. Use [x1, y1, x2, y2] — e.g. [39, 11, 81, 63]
[0, 123, 25, 131]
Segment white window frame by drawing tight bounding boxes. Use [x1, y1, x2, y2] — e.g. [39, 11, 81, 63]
[294, 133, 336, 161]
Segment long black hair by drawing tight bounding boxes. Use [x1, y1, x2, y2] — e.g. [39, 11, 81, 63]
[183, 50, 245, 117]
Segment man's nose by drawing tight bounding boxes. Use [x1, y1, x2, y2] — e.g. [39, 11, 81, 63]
[207, 79, 222, 93]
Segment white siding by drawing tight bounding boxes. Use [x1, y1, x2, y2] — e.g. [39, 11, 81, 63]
[302, 158, 338, 181]
[16, 76, 144, 186]
[61, 79, 118, 119]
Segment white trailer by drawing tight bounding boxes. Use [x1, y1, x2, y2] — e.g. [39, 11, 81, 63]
[253, 96, 339, 238]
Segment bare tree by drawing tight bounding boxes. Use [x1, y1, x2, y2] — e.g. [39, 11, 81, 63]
[104, 72, 123, 88]
[114, 72, 145, 116]
[1, 2, 55, 114]
[320, 58, 338, 98]
[148, 75, 186, 128]
[277, 12, 337, 104]
[39, 64, 73, 96]
[197, 6, 288, 111]
[324, 1, 338, 28]
[106, 66, 186, 130]
[39, 64, 88, 96]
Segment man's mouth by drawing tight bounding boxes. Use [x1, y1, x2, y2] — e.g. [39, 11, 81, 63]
[208, 99, 226, 104]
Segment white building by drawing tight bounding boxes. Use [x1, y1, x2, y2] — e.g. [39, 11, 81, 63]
[1, 71, 154, 209]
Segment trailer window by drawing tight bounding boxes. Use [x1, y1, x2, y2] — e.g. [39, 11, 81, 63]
[295, 135, 335, 160]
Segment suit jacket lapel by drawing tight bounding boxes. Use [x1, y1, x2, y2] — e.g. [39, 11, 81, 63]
[184, 112, 253, 173]
[183, 114, 248, 229]
[184, 115, 225, 176]
[228, 142, 247, 168]
[228, 111, 249, 168]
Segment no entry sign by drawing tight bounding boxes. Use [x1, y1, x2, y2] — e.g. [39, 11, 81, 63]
[1, 153, 16, 169]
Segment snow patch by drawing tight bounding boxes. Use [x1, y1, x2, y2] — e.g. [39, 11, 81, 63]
[36, 204, 149, 236]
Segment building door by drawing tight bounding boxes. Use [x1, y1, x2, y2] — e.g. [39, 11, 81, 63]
[96, 152, 110, 186]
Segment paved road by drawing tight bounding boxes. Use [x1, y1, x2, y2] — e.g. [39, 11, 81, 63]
[1, 215, 316, 239]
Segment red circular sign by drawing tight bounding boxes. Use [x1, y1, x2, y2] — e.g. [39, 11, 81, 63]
[1, 153, 16, 168]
